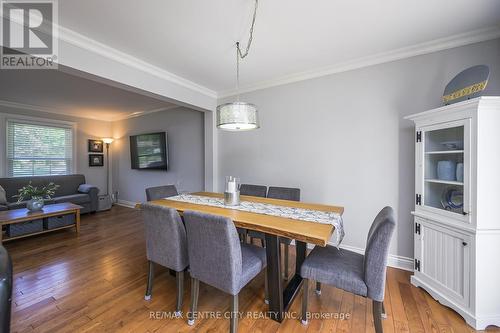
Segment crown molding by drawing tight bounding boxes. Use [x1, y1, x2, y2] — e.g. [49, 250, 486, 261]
[57, 25, 218, 100]
[3, 7, 499, 102]
[0, 8, 216, 102]
[0, 99, 90, 120]
[218, 26, 500, 98]
[113, 105, 182, 121]
[0, 99, 182, 122]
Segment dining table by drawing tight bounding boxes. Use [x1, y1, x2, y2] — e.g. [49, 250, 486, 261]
[147, 191, 344, 322]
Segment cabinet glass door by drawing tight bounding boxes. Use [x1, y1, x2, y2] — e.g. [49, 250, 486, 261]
[418, 120, 470, 221]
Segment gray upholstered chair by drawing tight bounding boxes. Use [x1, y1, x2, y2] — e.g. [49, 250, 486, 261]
[142, 203, 189, 317]
[183, 211, 267, 333]
[239, 184, 267, 198]
[145, 185, 178, 201]
[300, 207, 396, 333]
[267, 186, 300, 201]
[0, 245, 12, 333]
[248, 186, 301, 280]
[237, 184, 267, 242]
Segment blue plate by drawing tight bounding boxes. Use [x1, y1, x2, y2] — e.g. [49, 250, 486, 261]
[441, 187, 463, 211]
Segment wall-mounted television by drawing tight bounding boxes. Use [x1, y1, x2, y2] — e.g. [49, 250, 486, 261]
[130, 132, 168, 170]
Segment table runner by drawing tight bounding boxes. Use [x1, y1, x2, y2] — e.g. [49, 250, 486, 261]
[166, 194, 344, 246]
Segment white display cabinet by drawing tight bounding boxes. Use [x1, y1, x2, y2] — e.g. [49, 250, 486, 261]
[406, 97, 500, 330]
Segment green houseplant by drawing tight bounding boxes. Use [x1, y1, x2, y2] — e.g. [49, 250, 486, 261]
[14, 182, 59, 212]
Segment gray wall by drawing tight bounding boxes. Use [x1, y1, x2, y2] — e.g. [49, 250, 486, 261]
[111, 107, 205, 203]
[0, 107, 112, 192]
[218, 39, 500, 260]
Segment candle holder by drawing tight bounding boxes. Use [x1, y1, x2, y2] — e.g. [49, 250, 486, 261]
[224, 176, 240, 206]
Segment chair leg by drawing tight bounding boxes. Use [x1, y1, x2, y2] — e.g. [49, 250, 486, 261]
[175, 271, 184, 317]
[188, 278, 199, 326]
[283, 244, 289, 280]
[230, 294, 239, 333]
[315, 281, 321, 295]
[381, 301, 387, 319]
[144, 260, 154, 300]
[264, 269, 269, 304]
[239, 230, 247, 243]
[372, 300, 383, 333]
[260, 238, 265, 248]
[301, 278, 309, 325]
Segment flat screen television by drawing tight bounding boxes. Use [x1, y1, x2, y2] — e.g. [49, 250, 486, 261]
[130, 132, 168, 170]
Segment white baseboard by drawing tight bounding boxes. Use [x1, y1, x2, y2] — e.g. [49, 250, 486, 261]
[116, 199, 137, 208]
[337, 243, 414, 271]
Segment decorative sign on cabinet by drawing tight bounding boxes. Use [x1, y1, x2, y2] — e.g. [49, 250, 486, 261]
[405, 97, 500, 330]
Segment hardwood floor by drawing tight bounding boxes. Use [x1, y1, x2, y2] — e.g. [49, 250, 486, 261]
[4, 205, 499, 333]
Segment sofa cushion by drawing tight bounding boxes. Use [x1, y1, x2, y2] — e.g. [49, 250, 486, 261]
[54, 194, 90, 205]
[7, 202, 25, 210]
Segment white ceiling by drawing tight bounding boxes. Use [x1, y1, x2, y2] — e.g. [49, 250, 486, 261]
[58, 0, 500, 94]
[0, 69, 177, 121]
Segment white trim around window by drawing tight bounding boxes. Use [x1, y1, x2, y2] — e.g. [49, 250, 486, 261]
[1, 113, 77, 177]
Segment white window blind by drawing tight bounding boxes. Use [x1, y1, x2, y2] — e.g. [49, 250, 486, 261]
[6, 120, 74, 177]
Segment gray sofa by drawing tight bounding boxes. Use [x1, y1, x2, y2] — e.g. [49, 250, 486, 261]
[0, 174, 99, 214]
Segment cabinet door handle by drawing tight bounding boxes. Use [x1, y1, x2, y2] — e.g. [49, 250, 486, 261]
[462, 242, 468, 246]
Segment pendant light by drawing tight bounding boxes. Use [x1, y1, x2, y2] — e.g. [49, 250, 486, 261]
[216, 0, 260, 131]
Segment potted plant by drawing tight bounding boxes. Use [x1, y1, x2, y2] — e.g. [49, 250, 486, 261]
[14, 182, 59, 212]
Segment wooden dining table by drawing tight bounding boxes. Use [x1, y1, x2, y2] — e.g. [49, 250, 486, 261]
[147, 191, 344, 322]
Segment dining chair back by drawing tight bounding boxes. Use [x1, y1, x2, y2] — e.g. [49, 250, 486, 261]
[237, 184, 267, 242]
[184, 211, 243, 295]
[239, 184, 267, 198]
[364, 206, 396, 302]
[267, 186, 300, 201]
[183, 210, 267, 333]
[145, 185, 178, 201]
[0, 245, 12, 333]
[141, 203, 188, 316]
[143, 203, 188, 271]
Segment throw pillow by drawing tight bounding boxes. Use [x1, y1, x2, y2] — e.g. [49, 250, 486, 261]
[0, 185, 6, 205]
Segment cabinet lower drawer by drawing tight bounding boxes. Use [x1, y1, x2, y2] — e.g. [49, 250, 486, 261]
[414, 217, 471, 308]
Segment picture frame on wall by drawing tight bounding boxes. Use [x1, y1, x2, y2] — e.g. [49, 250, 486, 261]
[89, 154, 104, 167]
[88, 139, 103, 153]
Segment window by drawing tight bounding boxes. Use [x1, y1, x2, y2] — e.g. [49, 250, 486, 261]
[6, 120, 74, 177]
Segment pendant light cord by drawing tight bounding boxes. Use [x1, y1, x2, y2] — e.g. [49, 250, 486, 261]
[236, 0, 258, 100]
[237, 0, 258, 60]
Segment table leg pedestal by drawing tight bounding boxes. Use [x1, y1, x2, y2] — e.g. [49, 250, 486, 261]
[265, 234, 307, 322]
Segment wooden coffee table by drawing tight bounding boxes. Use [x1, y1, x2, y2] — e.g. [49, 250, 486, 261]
[0, 202, 82, 243]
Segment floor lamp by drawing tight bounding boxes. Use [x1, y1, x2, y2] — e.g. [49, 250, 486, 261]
[102, 138, 114, 200]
